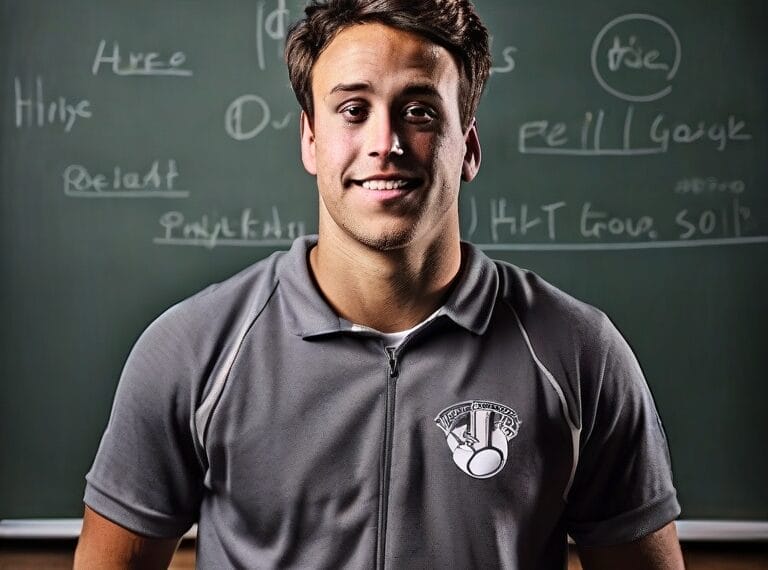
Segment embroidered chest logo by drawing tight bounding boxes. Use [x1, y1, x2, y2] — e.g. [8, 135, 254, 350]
[434, 400, 521, 479]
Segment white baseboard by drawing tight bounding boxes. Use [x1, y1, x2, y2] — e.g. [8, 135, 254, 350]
[0, 518, 766, 541]
[0, 519, 197, 540]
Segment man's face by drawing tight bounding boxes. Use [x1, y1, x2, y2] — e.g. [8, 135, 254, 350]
[301, 23, 481, 251]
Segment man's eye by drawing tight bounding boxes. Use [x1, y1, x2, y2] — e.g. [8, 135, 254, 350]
[341, 105, 368, 123]
[404, 105, 436, 123]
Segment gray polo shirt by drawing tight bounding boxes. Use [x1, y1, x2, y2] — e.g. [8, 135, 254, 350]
[85, 236, 680, 569]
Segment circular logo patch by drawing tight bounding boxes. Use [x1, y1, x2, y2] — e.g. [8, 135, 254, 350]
[434, 400, 521, 479]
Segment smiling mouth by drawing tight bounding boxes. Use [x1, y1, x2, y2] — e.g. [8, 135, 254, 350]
[352, 178, 421, 191]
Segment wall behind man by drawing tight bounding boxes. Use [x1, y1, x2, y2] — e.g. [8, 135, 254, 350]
[1, 0, 766, 532]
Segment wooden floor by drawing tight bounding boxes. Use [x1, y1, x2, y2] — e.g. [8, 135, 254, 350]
[0, 539, 766, 569]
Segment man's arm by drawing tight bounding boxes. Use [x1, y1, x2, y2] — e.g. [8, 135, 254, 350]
[577, 521, 685, 570]
[74, 506, 180, 569]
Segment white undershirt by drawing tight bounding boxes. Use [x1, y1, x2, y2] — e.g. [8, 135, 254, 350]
[341, 307, 444, 350]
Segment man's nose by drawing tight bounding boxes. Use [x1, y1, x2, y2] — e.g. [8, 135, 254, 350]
[366, 112, 404, 158]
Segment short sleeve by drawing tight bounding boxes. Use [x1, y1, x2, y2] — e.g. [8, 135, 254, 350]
[84, 307, 204, 538]
[565, 319, 681, 546]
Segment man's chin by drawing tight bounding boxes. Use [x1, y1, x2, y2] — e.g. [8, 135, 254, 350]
[347, 226, 419, 252]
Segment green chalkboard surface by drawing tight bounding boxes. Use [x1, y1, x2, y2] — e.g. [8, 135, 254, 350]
[1, 0, 766, 525]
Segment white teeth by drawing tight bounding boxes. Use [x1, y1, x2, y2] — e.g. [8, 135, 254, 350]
[361, 179, 408, 190]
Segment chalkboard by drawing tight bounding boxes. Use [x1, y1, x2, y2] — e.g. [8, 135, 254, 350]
[2, 0, 767, 528]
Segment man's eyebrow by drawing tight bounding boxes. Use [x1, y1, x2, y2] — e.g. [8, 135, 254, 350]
[401, 83, 443, 101]
[326, 82, 443, 101]
[328, 82, 372, 95]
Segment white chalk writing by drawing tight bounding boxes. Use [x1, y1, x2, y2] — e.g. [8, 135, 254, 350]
[224, 94, 293, 140]
[650, 114, 751, 152]
[489, 200, 566, 242]
[519, 106, 752, 156]
[255, 0, 290, 71]
[14, 77, 91, 132]
[155, 208, 306, 248]
[63, 160, 184, 198]
[674, 178, 745, 195]
[490, 46, 517, 75]
[92, 40, 192, 76]
[675, 199, 750, 240]
[464, 198, 762, 251]
[591, 13, 681, 103]
[580, 202, 658, 240]
[607, 35, 670, 73]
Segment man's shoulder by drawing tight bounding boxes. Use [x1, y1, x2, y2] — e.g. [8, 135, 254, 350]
[142, 249, 287, 346]
[182, 250, 284, 313]
[491, 257, 612, 342]
[485, 255, 639, 396]
[487, 256, 646, 410]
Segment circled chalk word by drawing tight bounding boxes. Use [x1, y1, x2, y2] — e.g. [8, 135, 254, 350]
[591, 14, 681, 102]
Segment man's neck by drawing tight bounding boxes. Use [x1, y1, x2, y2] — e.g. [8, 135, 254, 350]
[309, 231, 462, 333]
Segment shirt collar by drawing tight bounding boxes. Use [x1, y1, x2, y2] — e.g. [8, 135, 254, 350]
[441, 241, 499, 335]
[277, 236, 498, 338]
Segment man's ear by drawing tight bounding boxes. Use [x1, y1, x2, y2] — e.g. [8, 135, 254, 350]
[300, 110, 317, 175]
[461, 118, 481, 182]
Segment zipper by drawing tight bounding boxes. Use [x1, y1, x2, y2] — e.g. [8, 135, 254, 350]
[386, 347, 399, 378]
[376, 347, 399, 569]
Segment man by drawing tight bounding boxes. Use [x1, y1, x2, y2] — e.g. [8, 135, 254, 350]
[75, 1, 684, 568]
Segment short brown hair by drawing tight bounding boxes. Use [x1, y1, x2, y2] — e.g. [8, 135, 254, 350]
[285, 0, 491, 130]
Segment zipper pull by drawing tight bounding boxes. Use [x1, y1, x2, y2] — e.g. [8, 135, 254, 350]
[386, 347, 399, 378]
